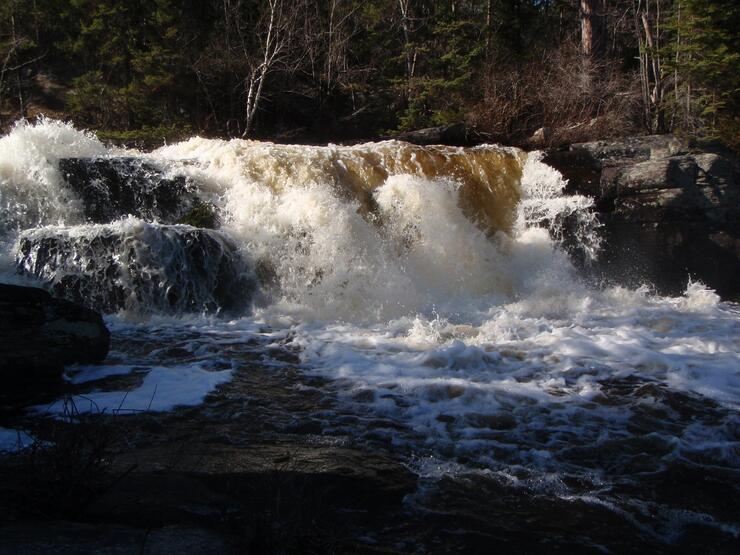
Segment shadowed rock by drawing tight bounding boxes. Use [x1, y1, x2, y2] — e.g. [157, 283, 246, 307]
[0, 283, 109, 393]
[544, 136, 740, 299]
[395, 123, 470, 146]
[16, 221, 254, 314]
[59, 157, 199, 224]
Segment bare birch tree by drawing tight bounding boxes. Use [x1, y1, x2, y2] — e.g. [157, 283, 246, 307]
[302, 0, 358, 104]
[397, 0, 417, 96]
[222, 0, 302, 137]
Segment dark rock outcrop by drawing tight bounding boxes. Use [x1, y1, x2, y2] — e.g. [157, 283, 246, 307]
[16, 221, 254, 314]
[59, 157, 199, 224]
[544, 135, 740, 298]
[395, 123, 471, 146]
[0, 283, 110, 392]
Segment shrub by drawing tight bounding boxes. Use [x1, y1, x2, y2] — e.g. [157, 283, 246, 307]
[469, 42, 642, 147]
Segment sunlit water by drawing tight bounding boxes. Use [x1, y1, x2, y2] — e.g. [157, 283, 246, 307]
[1, 119, 738, 545]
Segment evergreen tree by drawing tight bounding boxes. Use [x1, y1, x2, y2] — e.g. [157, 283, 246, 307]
[397, 1, 486, 130]
[67, 0, 195, 130]
[662, 0, 740, 146]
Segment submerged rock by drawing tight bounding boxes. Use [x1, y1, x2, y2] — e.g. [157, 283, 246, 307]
[58, 157, 199, 224]
[0, 283, 109, 392]
[544, 136, 740, 299]
[15, 220, 254, 314]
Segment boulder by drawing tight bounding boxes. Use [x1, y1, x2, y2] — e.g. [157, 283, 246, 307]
[570, 135, 690, 166]
[0, 283, 110, 392]
[529, 127, 552, 146]
[58, 157, 199, 224]
[16, 221, 254, 315]
[544, 136, 740, 299]
[395, 123, 470, 146]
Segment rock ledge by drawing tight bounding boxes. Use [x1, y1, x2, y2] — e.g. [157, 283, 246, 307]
[0, 283, 110, 394]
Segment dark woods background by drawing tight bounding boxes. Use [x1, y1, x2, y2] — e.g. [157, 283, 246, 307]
[1, 0, 738, 148]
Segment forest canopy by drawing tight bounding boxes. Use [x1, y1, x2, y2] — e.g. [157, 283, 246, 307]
[1, 0, 738, 148]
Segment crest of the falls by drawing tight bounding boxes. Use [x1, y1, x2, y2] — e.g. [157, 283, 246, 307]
[154, 137, 525, 234]
[3, 119, 579, 319]
[151, 136, 591, 319]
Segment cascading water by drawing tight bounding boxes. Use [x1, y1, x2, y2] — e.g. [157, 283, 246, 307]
[1, 118, 738, 547]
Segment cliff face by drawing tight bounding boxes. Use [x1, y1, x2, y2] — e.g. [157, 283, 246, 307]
[544, 136, 740, 299]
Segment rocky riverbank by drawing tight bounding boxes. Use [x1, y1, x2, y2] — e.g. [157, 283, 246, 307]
[544, 135, 740, 299]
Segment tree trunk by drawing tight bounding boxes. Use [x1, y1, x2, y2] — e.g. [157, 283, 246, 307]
[581, 0, 602, 56]
[485, 0, 493, 59]
[640, 6, 665, 132]
[398, 0, 416, 95]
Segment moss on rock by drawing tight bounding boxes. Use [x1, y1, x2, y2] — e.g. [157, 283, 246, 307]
[177, 204, 220, 230]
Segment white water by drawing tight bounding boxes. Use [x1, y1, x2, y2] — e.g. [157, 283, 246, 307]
[1, 119, 738, 539]
[0, 118, 109, 236]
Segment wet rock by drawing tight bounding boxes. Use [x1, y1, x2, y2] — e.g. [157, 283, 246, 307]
[544, 136, 740, 299]
[528, 127, 551, 146]
[395, 123, 470, 146]
[0, 436, 416, 553]
[59, 157, 199, 224]
[570, 134, 690, 165]
[16, 221, 254, 314]
[86, 473, 238, 529]
[111, 441, 416, 507]
[0, 522, 239, 555]
[0, 283, 109, 393]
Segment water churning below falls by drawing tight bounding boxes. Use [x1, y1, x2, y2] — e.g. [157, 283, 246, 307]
[1, 119, 738, 550]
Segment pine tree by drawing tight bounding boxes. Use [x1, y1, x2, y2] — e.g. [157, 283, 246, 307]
[663, 0, 740, 146]
[67, 0, 194, 130]
[396, 1, 487, 131]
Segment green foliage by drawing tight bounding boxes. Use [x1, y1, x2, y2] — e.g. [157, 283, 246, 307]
[662, 0, 740, 146]
[395, 4, 486, 131]
[95, 123, 192, 145]
[65, 0, 197, 129]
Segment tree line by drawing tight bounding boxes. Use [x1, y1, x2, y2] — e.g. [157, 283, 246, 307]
[1, 0, 737, 148]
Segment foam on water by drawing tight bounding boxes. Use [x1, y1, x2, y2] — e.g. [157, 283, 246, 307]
[38, 364, 233, 415]
[67, 364, 145, 384]
[289, 281, 739, 451]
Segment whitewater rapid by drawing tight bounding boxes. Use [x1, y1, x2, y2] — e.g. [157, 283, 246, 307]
[1, 119, 738, 540]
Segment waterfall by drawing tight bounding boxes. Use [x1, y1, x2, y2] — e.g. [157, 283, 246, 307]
[2, 118, 591, 320]
[1, 119, 738, 544]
